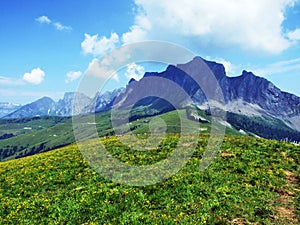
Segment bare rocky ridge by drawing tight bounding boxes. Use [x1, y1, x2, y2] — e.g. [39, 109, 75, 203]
[3, 57, 300, 134]
[3, 97, 55, 118]
[115, 56, 300, 132]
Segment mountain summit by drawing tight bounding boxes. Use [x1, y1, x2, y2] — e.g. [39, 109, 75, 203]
[3, 94, 90, 119]
[3, 57, 300, 134]
[115, 56, 300, 132]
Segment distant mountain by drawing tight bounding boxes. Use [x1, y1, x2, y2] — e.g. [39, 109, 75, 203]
[3, 56, 300, 141]
[0, 102, 21, 118]
[2, 89, 124, 119]
[85, 88, 125, 113]
[3, 94, 90, 119]
[3, 97, 55, 119]
[113, 56, 300, 140]
[53, 92, 92, 116]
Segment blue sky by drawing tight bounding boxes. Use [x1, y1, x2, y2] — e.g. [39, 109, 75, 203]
[0, 0, 300, 104]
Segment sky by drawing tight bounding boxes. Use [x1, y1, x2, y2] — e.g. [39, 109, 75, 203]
[0, 0, 300, 104]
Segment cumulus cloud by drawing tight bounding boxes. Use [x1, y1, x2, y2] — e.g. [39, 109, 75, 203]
[85, 58, 119, 81]
[35, 15, 72, 31]
[81, 33, 120, 56]
[206, 57, 237, 75]
[287, 28, 300, 41]
[23, 68, 45, 85]
[0, 68, 46, 86]
[35, 15, 51, 24]
[122, 15, 150, 43]
[121, 0, 299, 54]
[125, 63, 145, 81]
[65, 71, 82, 83]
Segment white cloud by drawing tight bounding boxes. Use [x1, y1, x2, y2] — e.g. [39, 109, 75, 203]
[125, 63, 145, 81]
[85, 58, 119, 81]
[287, 28, 300, 41]
[206, 57, 237, 75]
[65, 71, 82, 83]
[35, 15, 72, 31]
[121, 0, 299, 54]
[23, 68, 45, 85]
[122, 16, 150, 43]
[35, 15, 51, 24]
[81, 33, 120, 56]
[0, 68, 46, 86]
[53, 22, 72, 31]
[0, 76, 24, 86]
[252, 58, 300, 76]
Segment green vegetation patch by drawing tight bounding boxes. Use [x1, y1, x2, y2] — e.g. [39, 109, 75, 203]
[0, 135, 299, 224]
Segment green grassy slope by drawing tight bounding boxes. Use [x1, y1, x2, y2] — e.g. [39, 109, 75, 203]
[0, 118, 75, 161]
[0, 116, 69, 136]
[0, 112, 113, 161]
[0, 135, 299, 224]
[0, 109, 242, 161]
[1, 107, 299, 162]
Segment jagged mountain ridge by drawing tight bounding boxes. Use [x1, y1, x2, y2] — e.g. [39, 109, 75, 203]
[178, 57, 300, 118]
[3, 56, 300, 134]
[115, 56, 300, 132]
[3, 97, 55, 119]
[3, 89, 124, 119]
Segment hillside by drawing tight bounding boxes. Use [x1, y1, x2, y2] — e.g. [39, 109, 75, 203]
[0, 134, 299, 224]
[0, 109, 225, 161]
[1, 107, 299, 161]
[3, 57, 300, 138]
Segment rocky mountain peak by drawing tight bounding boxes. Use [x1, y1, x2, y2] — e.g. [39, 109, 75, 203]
[177, 56, 226, 80]
[36, 96, 55, 104]
[3, 56, 300, 132]
[128, 78, 137, 84]
[241, 70, 254, 76]
[61, 92, 76, 101]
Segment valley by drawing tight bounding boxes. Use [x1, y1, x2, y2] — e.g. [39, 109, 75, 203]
[1, 106, 299, 162]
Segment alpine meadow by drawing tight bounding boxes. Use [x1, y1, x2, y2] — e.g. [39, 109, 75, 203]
[1, 1, 300, 225]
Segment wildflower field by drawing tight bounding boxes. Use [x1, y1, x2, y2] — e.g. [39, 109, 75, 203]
[0, 135, 299, 224]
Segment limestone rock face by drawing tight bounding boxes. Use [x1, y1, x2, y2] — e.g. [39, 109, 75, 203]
[3, 56, 300, 131]
[117, 57, 300, 120]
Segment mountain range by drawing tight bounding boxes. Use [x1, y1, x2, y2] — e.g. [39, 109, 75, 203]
[2, 89, 123, 119]
[2, 56, 300, 139]
[0, 102, 21, 118]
